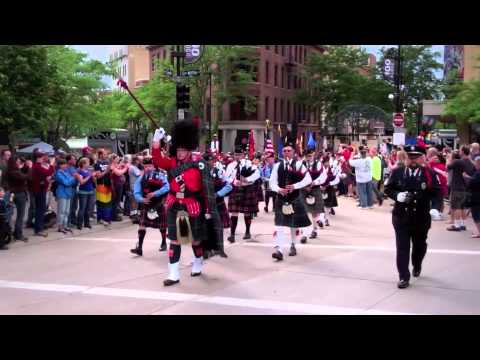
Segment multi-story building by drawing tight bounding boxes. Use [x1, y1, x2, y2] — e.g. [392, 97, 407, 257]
[443, 45, 480, 143]
[218, 45, 326, 153]
[109, 45, 151, 90]
[145, 45, 170, 80]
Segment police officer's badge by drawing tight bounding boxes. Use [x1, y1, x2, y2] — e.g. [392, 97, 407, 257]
[421, 182, 427, 190]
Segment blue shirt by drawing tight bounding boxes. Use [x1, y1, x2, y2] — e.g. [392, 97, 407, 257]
[134, 171, 169, 204]
[78, 169, 95, 193]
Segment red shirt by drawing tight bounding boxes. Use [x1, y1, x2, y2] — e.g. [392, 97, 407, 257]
[429, 161, 448, 196]
[31, 163, 54, 193]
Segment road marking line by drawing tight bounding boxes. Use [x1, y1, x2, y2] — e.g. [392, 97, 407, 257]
[0, 279, 416, 315]
[64, 236, 480, 256]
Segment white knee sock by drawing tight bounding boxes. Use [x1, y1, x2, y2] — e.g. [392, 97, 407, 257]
[274, 226, 285, 252]
[290, 228, 299, 245]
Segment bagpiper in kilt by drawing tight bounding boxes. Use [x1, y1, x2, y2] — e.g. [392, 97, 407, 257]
[300, 150, 328, 243]
[322, 156, 340, 211]
[130, 158, 170, 257]
[225, 145, 261, 243]
[269, 138, 312, 261]
[152, 120, 221, 287]
[203, 152, 232, 258]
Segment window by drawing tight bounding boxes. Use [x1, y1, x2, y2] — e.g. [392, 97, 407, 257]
[163, 49, 167, 59]
[281, 66, 285, 88]
[304, 47, 307, 64]
[265, 45, 270, 50]
[293, 75, 297, 89]
[294, 103, 297, 121]
[280, 99, 284, 122]
[287, 101, 291, 121]
[274, 64, 278, 87]
[265, 97, 270, 119]
[299, 46, 302, 64]
[151, 58, 155, 72]
[265, 61, 270, 84]
[274, 45, 278, 54]
[294, 46, 298, 62]
[274, 98, 278, 122]
[281, 45, 285, 56]
[287, 72, 291, 89]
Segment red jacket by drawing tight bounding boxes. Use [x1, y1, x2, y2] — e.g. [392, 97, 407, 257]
[152, 146, 209, 215]
[31, 163, 54, 193]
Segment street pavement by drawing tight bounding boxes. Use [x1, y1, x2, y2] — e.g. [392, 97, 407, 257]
[1, 197, 480, 315]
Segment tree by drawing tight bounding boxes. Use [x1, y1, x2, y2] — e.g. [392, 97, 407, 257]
[297, 45, 391, 132]
[377, 45, 444, 132]
[444, 80, 480, 124]
[41, 46, 111, 148]
[0, 45, 53, 149]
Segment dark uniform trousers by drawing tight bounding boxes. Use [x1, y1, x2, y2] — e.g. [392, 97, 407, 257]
[385, 165, 440, 282]
[393, 218, 429, 281]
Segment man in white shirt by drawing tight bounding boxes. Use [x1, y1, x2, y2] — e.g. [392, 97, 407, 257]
[269, 139, 312, 260]
[225, 145, 261, 242]
[349, 147, 374, 209]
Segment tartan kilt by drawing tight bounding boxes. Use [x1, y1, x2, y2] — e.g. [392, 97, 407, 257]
[228, 185, 259, 214]
[217, 198, 231, 228]
[302, 186, 325, 214]
[167, 203, 205, 242]
[274, 195, 312, 228]
[324, 185, 338, 208]
[138, 202, 167, 230]
[255, 180, 264, 203]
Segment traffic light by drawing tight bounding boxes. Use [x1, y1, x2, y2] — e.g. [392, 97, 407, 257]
[176, 84, 190, 109]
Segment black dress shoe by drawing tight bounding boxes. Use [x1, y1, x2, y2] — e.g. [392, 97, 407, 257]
[14, 236, 28, 242]
[163, 279, 180, 287]
[227, 235, 235, 243]
[130, 247, 143, 256]
[397, 279, 410, 289]
[243, 233, 251, 240]
[159, 243, 167, 252]
[300, 236, 307, 244]
[317, 221, 324, 229]
[325, 219, 330, 227]
[85, 225, 92, 229]
[77, 225, 82, 230]
[413, 267, 421, 277]
[191, 272, 202, 277]
[289, 244, 297, 256]
[264, 207, 268, 213]
[272, 251, 284, 261]
[330, 208, 335, 216]
[309, 231, 317, 239]
[217, 250, 228, 258]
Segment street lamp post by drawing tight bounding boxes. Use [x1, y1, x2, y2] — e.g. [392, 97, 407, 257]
[394, 45, 403, 114]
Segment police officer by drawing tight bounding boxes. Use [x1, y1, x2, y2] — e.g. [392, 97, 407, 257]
[385, 145, 440, 289]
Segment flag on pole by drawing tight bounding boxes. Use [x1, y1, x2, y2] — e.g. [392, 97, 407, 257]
[307, 131, 316, 150]
[264, 138, 274, 155]
[248, 129, 255, 160]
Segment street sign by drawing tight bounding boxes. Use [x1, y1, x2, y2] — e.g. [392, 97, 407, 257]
[178, 109, 185, 120]
[184, 45, 204, 65]
[384, 58, 395, 80]
[393, 113, 404, 127]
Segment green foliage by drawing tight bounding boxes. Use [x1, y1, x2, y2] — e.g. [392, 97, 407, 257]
[297, 45, 392, 129]
[0, 45, 53, 147]
[377, 45, 443, 131]
[444, 80, 480, 124]
[41, 45, 111, 147]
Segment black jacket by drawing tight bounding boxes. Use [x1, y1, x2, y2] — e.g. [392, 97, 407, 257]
[385, 165, 440, 226]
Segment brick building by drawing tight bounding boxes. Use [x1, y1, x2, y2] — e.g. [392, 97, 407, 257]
[218, 45, 326, 153]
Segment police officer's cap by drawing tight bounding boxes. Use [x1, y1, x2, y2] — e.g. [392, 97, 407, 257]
[406, 145, 426, 156]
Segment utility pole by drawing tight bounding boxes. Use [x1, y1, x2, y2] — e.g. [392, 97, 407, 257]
[395, 45, 403, 113]
[171, 45, 189, 121]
